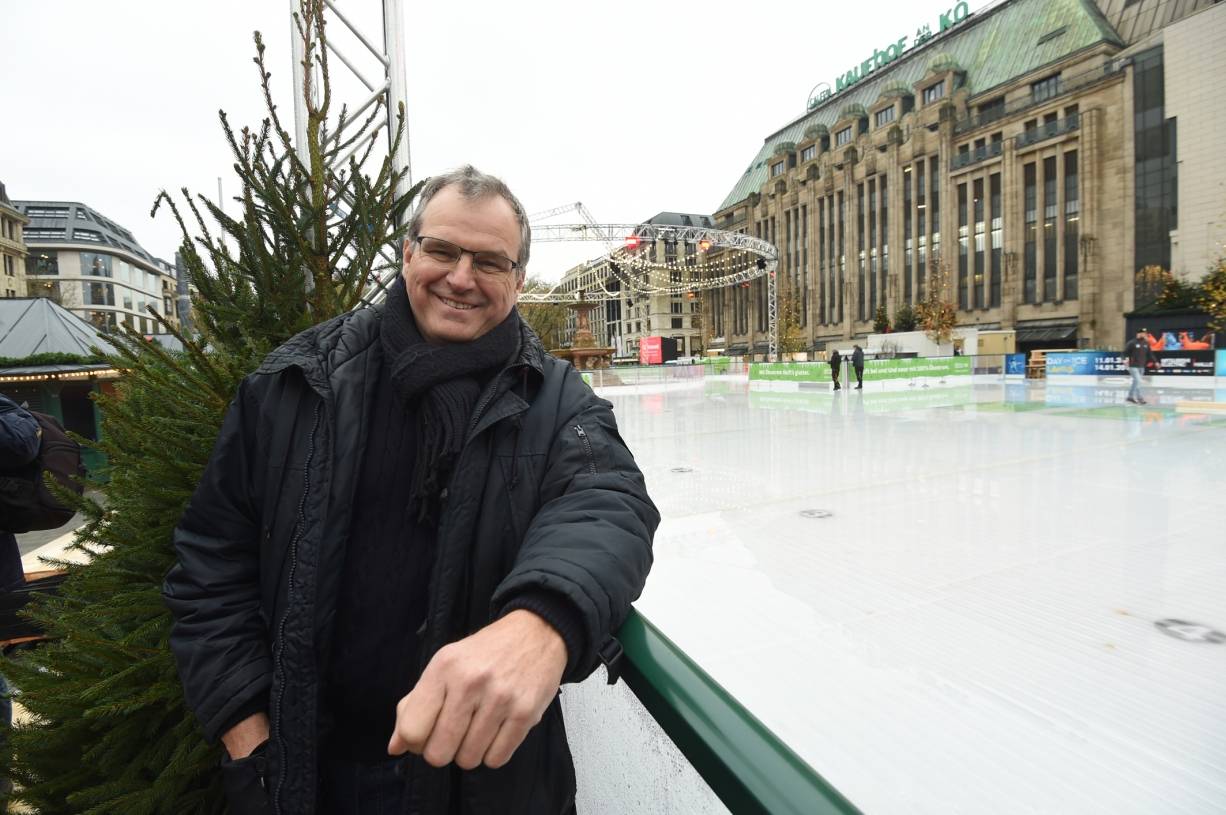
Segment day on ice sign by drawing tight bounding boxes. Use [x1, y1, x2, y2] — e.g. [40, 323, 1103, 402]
[807, 2, 971, 109]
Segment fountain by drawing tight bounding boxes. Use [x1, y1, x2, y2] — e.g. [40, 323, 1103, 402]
[550, 289, 614, 370]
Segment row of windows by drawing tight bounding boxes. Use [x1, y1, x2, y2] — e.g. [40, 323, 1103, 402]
[750, 152, 1082, 327]
[25, 228, 65, 239]
[22, 206, 135, 241]
[82, 280, 165, 313]
[791, 83, 940, 171]
[1021, 151, 1080, 304]
[27, 251, 165, 295]
[86, 309, 160, 336]
[956, 174, 1004, 309]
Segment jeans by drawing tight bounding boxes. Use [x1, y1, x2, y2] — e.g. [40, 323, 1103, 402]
[1127, 366, 1144, 401]
[320, 757, 407, 815]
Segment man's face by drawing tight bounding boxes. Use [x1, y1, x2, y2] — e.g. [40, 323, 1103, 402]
[403, 187, 523, 344]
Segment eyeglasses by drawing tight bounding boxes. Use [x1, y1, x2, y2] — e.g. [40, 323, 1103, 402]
[414, 236, 520, 277]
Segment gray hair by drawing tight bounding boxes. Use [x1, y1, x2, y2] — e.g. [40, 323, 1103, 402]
[405, 165, 531, 275]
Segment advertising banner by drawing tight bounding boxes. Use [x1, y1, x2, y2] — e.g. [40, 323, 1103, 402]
[750, 357, 972, 383]
[750, 362, 831, 383]
[1153, 350, 1216, 376]
[864, 357, 972, 379]
[1006, 353, 1027, 376]
[1047, 351, 1216, 377]
[1217, 350, 1226, 377]
[1045, 352, 1103, 376]
[1142, 329, 1215, 352]
[639, 336, 661, 366]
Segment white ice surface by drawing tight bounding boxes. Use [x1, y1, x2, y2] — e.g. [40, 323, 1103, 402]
[606, 377, 1226, 815]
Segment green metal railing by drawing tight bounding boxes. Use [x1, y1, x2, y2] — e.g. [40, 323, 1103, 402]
[616, 610, 863, 815]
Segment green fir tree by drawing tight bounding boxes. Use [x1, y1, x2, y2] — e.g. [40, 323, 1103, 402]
[872, 303, 891, 333]
[4, 2, 419, 811]
[893, 303, 917, 333]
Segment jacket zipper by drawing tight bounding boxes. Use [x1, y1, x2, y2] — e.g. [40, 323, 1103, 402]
[573, 425, 597, 475]
[466, 364, 524, 440]
[420, 364, 530, 650]
[272, 399, 322, 813]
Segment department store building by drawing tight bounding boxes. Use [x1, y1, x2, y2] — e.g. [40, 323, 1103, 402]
[706, 0, 1224, 356]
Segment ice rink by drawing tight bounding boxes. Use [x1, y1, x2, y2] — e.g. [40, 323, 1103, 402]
[603, 373, 1226, 814]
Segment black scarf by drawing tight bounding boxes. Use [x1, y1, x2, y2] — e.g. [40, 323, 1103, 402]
[380, 276, 521, 521]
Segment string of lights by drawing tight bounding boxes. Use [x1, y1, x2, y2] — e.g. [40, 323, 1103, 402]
[517, 225, 778, 303]
[0, 368, 121, 384]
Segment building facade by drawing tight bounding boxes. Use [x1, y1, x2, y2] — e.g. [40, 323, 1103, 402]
[708, 0, 1220, 355]
[557, 212, 713, 359]
[14, 200, 179, 335]
[0, 183, 29, 300]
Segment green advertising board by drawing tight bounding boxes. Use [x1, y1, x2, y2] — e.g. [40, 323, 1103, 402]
[750, 357, 972, 383]
[750, 362, 834, 383]
[750, 386, 974, 414]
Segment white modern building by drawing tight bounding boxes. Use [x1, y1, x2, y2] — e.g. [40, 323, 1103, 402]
[14, 200, 179, 335]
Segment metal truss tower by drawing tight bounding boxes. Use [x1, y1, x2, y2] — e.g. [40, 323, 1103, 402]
[291, 0, 412, 207]
[289, 0, 412, 298]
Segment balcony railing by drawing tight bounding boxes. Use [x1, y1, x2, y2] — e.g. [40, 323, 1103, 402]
[951, 140, 1004, 170]
[1013, 113, 1080, 150]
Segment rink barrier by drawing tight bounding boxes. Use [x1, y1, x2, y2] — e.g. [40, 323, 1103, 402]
[581, 357, 1020, 392]
[615, 609, 863, 815]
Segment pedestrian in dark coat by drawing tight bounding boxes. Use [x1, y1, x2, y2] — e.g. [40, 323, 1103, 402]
[829, 349, 842, 390]
[0, 394, 40, 590]
[0, 394, 41, 746]
[852, 344, 865, 389]
[164, 166, 659, 815]
[1123, 327, 1158, 404]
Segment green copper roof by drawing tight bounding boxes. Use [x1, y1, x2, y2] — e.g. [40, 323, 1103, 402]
[718, 0, 1122, 212]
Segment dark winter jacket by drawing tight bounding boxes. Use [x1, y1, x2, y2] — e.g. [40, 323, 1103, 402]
[1125, 337, 1157, 369]
[164, 305, 658, 814]
[0, 394, 41, 589]
[829, 351, 842, 374]
[852, 347, 864, 370]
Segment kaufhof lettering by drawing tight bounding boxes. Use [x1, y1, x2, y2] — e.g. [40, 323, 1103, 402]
[818, 3, 971, 102]
[836, 37, 910, 92]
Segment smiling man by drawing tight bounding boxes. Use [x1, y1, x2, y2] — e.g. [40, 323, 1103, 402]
[165, 165, 658, 814]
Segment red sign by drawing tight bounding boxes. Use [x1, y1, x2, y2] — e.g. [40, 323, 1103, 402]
[639, 336, 662, 365]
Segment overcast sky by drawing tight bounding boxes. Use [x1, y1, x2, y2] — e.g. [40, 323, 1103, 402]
[2, 0, 964, 283]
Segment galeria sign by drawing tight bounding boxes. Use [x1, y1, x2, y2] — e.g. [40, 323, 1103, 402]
[808, 2, 971, 107]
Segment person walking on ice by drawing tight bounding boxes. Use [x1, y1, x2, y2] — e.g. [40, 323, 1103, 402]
[1123, 327, 1158, 405]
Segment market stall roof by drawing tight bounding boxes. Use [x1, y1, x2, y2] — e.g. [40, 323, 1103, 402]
[0, 298, 115, 359]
